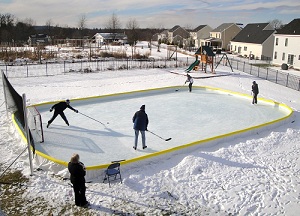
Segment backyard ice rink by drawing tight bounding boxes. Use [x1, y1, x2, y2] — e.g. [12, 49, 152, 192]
[36, 86, 290, 167]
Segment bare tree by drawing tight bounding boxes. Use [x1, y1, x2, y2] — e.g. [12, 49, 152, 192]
[106, 12, 122, 40]
[0, 13, 15, 44]
[45, 19, 53, 38]
[78, 14, 87, 30]
[269, 19, 283, 30]
[126, 18, 139, 46]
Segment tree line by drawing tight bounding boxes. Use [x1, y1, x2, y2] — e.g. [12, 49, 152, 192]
[0, 13, 163, 47]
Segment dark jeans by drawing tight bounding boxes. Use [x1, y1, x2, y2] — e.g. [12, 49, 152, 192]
[189, 83, 193, 92]
[48, 111, 69, 125]
[252, 93, 258, 104]
[73, 183, 88, 207]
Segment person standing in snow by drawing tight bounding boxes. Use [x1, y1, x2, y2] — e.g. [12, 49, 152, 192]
[68, 154, 90, 208]
[252, 81, 259, 104]
[47, 99, 78, 128]
[185, 74, 194, 92]
[132, 104, 149, 150]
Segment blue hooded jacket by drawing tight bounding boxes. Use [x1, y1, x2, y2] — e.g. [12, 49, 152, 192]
[133, 106, 148, 131]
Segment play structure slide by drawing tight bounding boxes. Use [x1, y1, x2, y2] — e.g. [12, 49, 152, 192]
[185, 60, 200, 72]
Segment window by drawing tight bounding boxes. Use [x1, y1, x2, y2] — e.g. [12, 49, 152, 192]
[275, 38, 278, 45]
[234, 46, 237, 51]
[285, 38, 288, 46]
[287, 54, 294, 65]
[274, 52, 277, 59]
[282, 52, 285, 61]
[244, 46, 247, 51]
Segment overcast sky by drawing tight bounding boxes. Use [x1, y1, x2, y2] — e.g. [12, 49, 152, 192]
[1, 0, 299, 29]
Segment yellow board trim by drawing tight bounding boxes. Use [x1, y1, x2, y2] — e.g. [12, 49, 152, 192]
[13, 86, 293, 170]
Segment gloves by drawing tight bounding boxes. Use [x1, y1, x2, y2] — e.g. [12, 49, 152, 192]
[50, 108, 53, 112]
[75, 109, 78, 113]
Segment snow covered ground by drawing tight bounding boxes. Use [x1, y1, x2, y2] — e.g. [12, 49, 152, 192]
[1, 45, 300, 215]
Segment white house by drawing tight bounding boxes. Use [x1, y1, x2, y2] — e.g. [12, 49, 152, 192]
[272, 18, 300, 70]
[229, 23, 275, 60]
[93, 33, 127, 47]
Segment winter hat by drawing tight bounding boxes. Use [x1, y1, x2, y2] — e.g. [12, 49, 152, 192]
[253, 81, 256, 84]
[140, 105, 145, 110]
[66, 99, 70, 103]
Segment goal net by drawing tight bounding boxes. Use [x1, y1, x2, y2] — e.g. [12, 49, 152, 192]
[27, 106, 44, 143]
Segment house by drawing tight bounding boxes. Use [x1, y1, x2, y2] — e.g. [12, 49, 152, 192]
[229, 23, 275, 60]
[93, 33, 127, 47]
[152, 30, 168, 43]
[200, 23, 242, 50]
[28, 34, 50, 46]
[190, 25, 213, 48]
[167, 25, 190, 45]
[272, 18, 300, 70]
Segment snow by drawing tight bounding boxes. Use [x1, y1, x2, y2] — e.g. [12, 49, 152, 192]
[1, 44, 300, 215]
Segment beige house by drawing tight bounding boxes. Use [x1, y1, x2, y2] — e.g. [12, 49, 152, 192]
[200, 23, 242, 50]
[190, 25, 213, 48]
[167, 25, 190, 45]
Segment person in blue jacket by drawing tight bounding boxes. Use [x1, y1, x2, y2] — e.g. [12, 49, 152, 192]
[132, 105, 149, 150]
[47, 99, 78, 128]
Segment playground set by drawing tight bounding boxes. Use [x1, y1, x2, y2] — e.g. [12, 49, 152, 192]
[185, 46, 233, 73]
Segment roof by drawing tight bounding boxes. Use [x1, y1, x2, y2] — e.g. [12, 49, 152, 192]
[275, 18, 300, 35]
[193, 25, 207, 32]
[211, 23, 235, 32]
[169, 25, 181, 32]
[231, 23, 275, 44]
[195, 46, 215, 56]
[94, 33, 127, 40]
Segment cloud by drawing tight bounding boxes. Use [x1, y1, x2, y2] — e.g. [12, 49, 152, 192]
[0, 0, 299, 28]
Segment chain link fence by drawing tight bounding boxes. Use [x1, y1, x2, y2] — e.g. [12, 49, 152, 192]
[1, 56, 300, 91]
[220, 57, 300, 91]
[0, 58, 192, 78]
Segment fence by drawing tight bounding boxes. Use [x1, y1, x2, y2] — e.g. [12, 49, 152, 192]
[1, 56, 300, 91]
[217, 56, 300, 91]
[0, 57, 193, 78]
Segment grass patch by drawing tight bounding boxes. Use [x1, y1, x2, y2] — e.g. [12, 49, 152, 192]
[0, 170, 95, 215]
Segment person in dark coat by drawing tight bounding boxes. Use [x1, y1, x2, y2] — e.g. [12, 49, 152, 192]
[252, 81, 259, 104]
[132, 104, 149, 150]
[68, 154, 89, 208]
[185, 74, 194, 92]
[47, 99, 78, 128]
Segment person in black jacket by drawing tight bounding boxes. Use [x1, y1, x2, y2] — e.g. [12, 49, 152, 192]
[132, 105, 149, 150]
[252, 81, 259, 104]
[47, 99, 78, 128]
[68, 154, 89, 208]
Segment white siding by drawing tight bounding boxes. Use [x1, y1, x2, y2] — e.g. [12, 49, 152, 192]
[230, 41, 262, 59]
[272, 35, 300, 70]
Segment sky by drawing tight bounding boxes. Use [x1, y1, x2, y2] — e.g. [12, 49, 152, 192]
[1, 0, 300, 29]
[0, 43, 299, 215]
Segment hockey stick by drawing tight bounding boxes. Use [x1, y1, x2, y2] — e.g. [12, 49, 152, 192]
[111, 159, 126, 163]
[78, 112, 107, 126]
[147, 130, 172, 141]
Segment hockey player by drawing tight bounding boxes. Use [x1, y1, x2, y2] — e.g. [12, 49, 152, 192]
[185, 74, 194, 92]
[132, 104, 149, 150]
[47, 99, 78, 128]
[252, 81, 259, 104]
